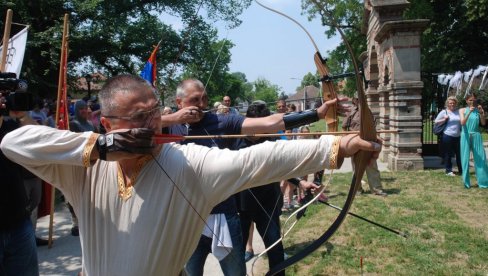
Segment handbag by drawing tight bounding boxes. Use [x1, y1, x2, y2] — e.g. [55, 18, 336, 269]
[433, 109, 449, 136]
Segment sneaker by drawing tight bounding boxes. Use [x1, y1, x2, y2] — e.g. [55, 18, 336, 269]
[36, 237, 49, 246]
[290, 200, 299, 208]
[71, 226, 79, 236]
[446, 172, 456, 177]
[373, 189, 388, 197]
[244, 251, 254, 262]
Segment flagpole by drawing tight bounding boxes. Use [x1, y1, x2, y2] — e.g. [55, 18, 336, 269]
[48, 13, 69, 249]
[1, 9, 13, 72]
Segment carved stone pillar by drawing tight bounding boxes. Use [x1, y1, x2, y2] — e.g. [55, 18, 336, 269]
[362, 0, 429, 170]
[375, 20, 429, 170]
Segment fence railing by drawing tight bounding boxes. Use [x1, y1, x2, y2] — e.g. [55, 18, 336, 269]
[421, 73, 445, 155]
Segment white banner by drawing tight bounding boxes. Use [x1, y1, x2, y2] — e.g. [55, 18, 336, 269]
[0, 27, 28, 78]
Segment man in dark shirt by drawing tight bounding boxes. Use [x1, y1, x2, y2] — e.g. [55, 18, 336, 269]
[164, 79, 341, 275]
[235, 101, 319, 275]
[0, 112, 39, 275]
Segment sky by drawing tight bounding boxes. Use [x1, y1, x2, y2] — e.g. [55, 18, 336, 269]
[214, 0, 341, 94]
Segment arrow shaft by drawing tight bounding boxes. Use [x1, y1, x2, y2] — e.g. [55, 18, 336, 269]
[153, 129, 399, 142]
[320, 201, 407, 238]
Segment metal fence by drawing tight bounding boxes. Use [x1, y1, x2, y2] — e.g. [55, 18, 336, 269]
[421, 73, 446, 156]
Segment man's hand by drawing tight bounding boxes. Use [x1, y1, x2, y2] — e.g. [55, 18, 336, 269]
[298, 180, 320, 191]
[478, 105, 485, 116]
[166, 106, 203, 124]
[94, 128, 156, 161]
[316, 97, 351, 119]
[338, 134, 382, 164]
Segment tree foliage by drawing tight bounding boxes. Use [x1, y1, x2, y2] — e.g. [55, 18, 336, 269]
[301, 0, 365, 95]
[0, 0, 252, 98]
[405, 0, 488, 73]
[298, 72, 320, 90]
[300, 0, 488, 95]
[244, 78, 280, 106]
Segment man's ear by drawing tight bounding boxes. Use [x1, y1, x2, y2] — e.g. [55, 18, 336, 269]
[100, 117, 112, 132]
[175, 97, 182, 109]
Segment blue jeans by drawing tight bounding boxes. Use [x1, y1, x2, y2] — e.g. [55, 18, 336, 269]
[240, 209, 284, 276]
[185, 213, 246, 276]
[441, 134, 462, 174]
[0, 218, 39, 276]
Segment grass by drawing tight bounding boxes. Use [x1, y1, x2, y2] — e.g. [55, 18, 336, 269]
[255, 170, 488, 275]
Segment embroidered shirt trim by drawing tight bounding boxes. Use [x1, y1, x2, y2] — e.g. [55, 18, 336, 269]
[83, 133, 100, 167]
[329, 136, 341, 169]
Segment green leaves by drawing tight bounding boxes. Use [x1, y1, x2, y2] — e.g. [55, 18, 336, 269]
[2, 0, 251, 98]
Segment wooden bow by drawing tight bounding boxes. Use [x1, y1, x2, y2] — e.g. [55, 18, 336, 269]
[264, 1, 378, 275]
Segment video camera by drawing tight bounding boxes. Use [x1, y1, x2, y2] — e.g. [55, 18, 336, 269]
[0, 72, 33, 112]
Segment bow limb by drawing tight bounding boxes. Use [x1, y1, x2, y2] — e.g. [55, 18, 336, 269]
[255, 0, 338, 132]
[315, 52, 338, 132]
[265, 2, 376, 275]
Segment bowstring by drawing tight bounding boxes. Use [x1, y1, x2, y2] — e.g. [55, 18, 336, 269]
[116, 108, 240, 271]
[250, 169, 334, 275]
[202, 121, 284, 269]
[203, 29, 229, 91]
[165, 0, 205, 84]
[147, 145, 245, 273]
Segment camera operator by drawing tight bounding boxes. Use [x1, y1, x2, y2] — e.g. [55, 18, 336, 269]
[0, 75, 39, 275]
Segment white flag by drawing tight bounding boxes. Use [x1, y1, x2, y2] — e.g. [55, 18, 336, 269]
[0, 27, 28, 78]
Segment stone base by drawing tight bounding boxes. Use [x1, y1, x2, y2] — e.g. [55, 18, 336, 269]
[388, 153, 424, 171]
[379, 148, 390, 162]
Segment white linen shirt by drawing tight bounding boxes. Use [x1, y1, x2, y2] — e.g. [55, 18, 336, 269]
[1, 125, 340, 276]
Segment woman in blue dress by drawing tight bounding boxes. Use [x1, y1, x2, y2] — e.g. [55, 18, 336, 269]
[459, 93, 488, 188]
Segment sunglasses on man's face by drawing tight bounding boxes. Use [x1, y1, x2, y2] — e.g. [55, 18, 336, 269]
[104, 101, 162, 123]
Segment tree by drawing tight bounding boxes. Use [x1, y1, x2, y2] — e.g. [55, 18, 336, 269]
[0, 0, 252, 97]
[246, 78, 280, 106]
[300, 0, 488, 89]
[405, 0, 488, 73]
[206, 72, 249, 106]
[301, 0, 365, 95]
[298, 72, 320, 90]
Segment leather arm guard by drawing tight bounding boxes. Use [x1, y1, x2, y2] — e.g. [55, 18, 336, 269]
[283, 109, 319, 130]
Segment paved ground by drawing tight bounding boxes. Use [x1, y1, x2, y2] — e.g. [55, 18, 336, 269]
[35, 157, 389, 276]
[36, 205, 267, 276]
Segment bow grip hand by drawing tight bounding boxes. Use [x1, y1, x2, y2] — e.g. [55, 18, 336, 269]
[338, 134, 382, 166]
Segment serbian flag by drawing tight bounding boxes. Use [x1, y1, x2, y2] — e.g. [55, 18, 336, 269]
[140, 42, 160, 87]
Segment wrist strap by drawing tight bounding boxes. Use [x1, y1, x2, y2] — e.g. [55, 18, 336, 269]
[283, 109, 319, 130]
[97, 135, 107, 160]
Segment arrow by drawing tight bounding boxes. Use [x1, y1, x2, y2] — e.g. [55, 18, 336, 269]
[153, 130, 400, 144]
[319, 201, 408, 238]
